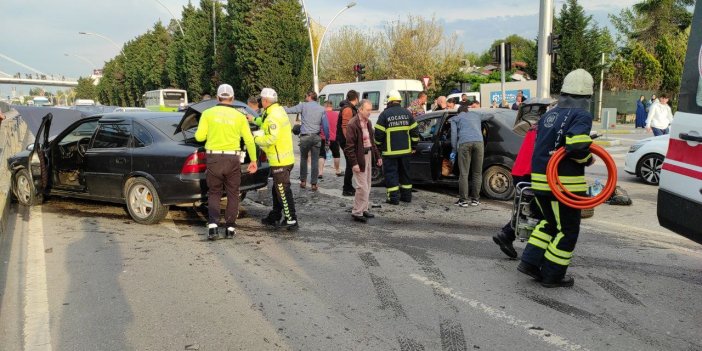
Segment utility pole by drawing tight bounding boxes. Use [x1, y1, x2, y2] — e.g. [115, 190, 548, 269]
[500, 42, 506, 107]
[537, 0, 554, 98]
[598, 52, 605, 120]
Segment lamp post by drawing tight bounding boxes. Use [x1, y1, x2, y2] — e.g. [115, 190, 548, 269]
[64, 53, 96, 70]
[300, 1, 356, 94]
[78, 31, 122, 54]
[153, 0, 185, 36]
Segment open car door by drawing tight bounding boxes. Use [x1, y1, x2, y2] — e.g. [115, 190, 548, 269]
[27, 113, 53, 201]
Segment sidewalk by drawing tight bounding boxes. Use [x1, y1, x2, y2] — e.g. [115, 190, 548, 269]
[0, 111, 29, 235]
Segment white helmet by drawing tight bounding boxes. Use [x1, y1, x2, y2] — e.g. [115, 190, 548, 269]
[387, 90, 402, 102]
[561, 69, 594, 95]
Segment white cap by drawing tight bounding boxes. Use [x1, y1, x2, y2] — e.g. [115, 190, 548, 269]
[561, 69, 594, 95]
[217, 84, 235, 98]
[260, 88, 278, 100]
[387, 90, 402, 102]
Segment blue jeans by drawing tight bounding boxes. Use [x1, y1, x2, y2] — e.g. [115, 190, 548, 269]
[652, 127, 669, 137]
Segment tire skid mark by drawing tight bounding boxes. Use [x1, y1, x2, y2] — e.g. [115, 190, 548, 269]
[440, 319, 468, 351]
[523, 291, 606, 324]
[588, 275, 644, 306]
[360, 252, 425, 350]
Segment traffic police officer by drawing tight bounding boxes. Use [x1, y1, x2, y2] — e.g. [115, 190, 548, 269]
[195, 84, 258, 240]
[374, 90, 419, 204]
[254, 88, 299, 230]
[518, 69, 595, 288]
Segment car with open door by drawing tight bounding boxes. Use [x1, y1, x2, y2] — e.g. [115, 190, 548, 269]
[8, 106, 269, 225]
[371, 100, 554, 200]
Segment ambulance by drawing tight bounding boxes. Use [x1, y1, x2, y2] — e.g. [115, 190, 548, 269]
[657, 2, 702, 244]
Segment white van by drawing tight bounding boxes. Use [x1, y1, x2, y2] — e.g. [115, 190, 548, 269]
[657, 2, 702, 244]
[319, 79, 424, 117]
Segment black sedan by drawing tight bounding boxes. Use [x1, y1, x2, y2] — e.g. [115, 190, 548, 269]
[372, 103, 551, 200]
[8, 109, 270, 224]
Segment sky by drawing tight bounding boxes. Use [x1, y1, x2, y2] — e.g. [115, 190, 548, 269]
[0, 0, 640, 97]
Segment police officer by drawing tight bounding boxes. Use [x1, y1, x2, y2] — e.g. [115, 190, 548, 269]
[195, 84, 258, 240]
[374, 90, 419, 204]
[254, 88, 299, 230]
[518, 69, 595, 288]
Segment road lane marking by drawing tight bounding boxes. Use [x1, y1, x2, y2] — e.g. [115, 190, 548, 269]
[410, 274, 587, 351]
[24, 206, 52, 351]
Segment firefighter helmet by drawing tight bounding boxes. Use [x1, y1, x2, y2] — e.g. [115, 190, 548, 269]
[561, 69, 594, 96]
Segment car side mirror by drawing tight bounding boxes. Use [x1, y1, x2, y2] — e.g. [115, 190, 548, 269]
[26, 144, 34, 151]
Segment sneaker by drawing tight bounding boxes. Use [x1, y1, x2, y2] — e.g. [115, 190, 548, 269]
[492, 232, 518, 259]
[282, 220, 299, 231]
[541, 275, 575, 288]
[318, 174, 324, 179]
[225, 226, 236, 239]
[352, 214, 367, 223]
[207, 225, 218, 240]
[517, 261, 541, 281]
[342, 190, 355, 196]
[261, 217, 280, 228]
[454, 199, 469, 207]
[311, 184, 318, 191]
[362, 211, 375, 218]
[470, 200, 481, 206]
[385, 199, 399, 205]
[336, 172, 345, 177]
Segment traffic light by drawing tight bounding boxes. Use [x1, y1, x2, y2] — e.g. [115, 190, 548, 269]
[494, 45, 501, 64]
[505, 43, 512, 69]
[357, 64, 366, 81]
[548, 33, 562, 54]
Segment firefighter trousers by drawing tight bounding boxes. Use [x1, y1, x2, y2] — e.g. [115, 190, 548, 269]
[520, 194, 581, 281]
[383, 155, 412, 203]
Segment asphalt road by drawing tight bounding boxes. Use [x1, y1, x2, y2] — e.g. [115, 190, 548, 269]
[1, 130, 701, 351]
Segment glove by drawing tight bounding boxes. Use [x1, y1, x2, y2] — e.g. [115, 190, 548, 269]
[252, 130, 265, 137]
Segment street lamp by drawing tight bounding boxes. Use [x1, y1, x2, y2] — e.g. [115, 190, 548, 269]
[153, 0, 185, 36]
[300, 1, 356, 94]
[64, 53, 96, 70]
[78, 31, 122, 53]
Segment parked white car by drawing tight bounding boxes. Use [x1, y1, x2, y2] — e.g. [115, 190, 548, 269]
[624, 135, 669, 185]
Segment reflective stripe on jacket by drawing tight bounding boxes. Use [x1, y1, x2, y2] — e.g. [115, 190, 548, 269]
[254, 103, 295, 167]
[373, 105, 419, 157]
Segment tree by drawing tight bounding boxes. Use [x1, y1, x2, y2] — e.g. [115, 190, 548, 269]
[28, 87, 44, 96]
[610, 0, 694, 51]
[604, 57, 635, 90]
[319, 26, 385, 83]
[75, 77, 97, 100]
[655, 33, 687, 95]
[630, 42, 663, 90]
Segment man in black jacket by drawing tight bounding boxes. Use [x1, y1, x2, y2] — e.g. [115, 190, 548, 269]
[336, 90, 359, 196]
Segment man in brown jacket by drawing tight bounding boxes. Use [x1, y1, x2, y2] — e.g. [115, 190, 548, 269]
[344, 100, 382, 223]
[336, 90, 359, 196]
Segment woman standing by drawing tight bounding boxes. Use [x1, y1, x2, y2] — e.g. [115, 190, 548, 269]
[635, 95, 647, 128]
[344, 99, 382, 223]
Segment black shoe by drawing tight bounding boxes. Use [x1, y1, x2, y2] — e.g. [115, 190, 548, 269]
[207, 227, 218, 240]
[400, 198, 411, 203]
[541, 275, 575, 288]
[261, 217, 280, 228]
[493, 232, 518, 259]
[225, 226, 236, 239]
[342, 190, 355, 196]
[517, 261, 541, 281]
[352, 214, 367, 223]
[282, 219, 299, 231]
[385, 199, 399, 205]
[362, 211, 375, 218]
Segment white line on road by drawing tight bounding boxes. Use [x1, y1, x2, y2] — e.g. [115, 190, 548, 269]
[23, 207, 53, 351]
[410, 274, 588, 351]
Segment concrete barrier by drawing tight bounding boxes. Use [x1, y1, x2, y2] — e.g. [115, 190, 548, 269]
[0, 106, 29, 235]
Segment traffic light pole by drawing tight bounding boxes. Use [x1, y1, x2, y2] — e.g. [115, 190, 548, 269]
[537, 0, 554, 99]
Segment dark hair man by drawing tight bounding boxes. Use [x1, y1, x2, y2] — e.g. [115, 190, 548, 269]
[337, 90, 360, 196]
[195, 84, 258, 240]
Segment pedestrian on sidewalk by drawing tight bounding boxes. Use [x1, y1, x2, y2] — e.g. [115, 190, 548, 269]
[285, 91, 330, 191]
[645, 94, 673, 136]
[195, 84, 258, 240]
[345, 100, 382, 223]
[254, 88, 299, 231]
[451, 101, 484, 207]
[337, 90, 360, 196]
[635, 95, 647, 128]
[318, 101, 343, 178]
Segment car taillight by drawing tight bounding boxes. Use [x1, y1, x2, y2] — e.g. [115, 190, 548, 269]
[181, 151, 207, 174]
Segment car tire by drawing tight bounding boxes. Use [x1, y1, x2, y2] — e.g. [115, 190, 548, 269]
[13, 169, 41, 206]
[482, 165, 514, 200]
[636, 153, 664, 185]
[371, 164, 385, 187]
[124, 177, 169, 225]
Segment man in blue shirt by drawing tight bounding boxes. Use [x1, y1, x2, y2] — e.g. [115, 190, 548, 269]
[450, 101, 484, 207]
[285, 91, 330, 191]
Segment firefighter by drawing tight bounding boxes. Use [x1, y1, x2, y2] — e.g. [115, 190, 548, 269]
[374, 90, 419, 204]
[518, 69, 595, 288]
[253, 88, 299, 231]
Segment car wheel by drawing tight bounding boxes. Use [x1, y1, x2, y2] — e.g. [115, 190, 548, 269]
[636, 154, 664, 185]
[371, 164, 385, 187]
[13, 169, 41, 206]
[124, 177, 169, 225]
[482, 165, 514, 200]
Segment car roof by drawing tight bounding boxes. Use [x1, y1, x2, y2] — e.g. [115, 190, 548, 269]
[98, 112, 180, 123]
[417, 108, 517, 126]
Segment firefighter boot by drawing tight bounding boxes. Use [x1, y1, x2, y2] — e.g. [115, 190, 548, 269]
[541, 275, 575, 288]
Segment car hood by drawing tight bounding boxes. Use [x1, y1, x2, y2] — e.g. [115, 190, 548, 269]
[175, 99, 258, 134]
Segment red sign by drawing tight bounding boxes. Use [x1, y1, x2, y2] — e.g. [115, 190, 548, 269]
[422, 75, 431, 88]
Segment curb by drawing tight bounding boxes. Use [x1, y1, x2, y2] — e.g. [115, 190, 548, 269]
[0, 114, 28, 235]
[593, 139, 621, 147]
[596, 129, 637, 135]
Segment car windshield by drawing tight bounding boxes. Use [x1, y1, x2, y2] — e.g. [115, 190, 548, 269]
[147, 115, 193, 142]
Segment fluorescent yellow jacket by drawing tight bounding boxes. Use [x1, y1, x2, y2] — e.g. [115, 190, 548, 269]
[195, 104, 257, 161]
[254, 103, 295, 166]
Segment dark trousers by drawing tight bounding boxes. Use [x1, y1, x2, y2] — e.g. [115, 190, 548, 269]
[652, 127, 669, 136]
[299, 134, 321, 184]
[383, 155, 412, 202]
[205, 154, 241, 226]
[268, 165, 297, 223]
[341, 141, 354, 192]
[521, 194, 581, 281]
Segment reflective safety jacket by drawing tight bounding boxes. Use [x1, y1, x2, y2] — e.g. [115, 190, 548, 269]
[254, 103, 295, 167]
[374, 105, 419, 157]
[531, 96, 593, 195]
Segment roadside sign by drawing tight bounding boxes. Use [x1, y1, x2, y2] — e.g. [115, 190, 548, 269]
[422, 76, 430, 88]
